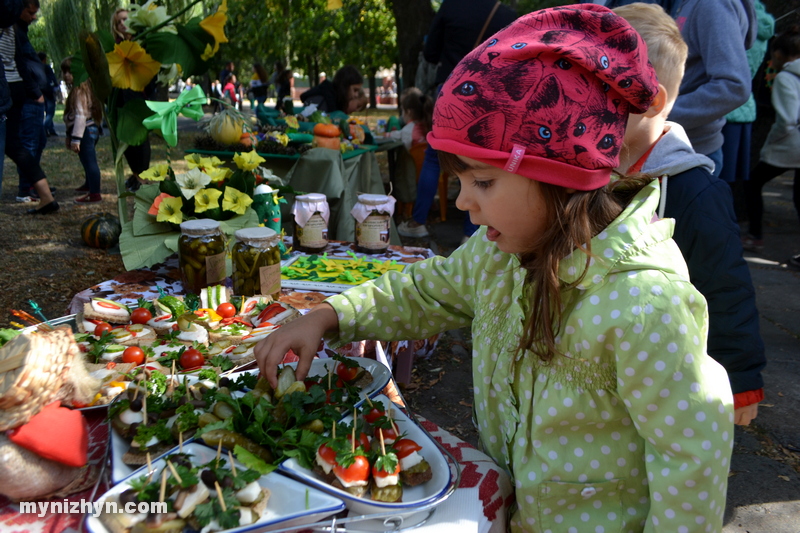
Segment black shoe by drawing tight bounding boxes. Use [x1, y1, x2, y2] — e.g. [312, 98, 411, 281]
[27, 201, 60, 215]
[29, 187, 57, 200]
[125, 175, 141, 192]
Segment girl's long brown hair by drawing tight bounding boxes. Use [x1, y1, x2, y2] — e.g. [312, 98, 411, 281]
[440, 150, 652, 362]
[61, 57, 104, 126]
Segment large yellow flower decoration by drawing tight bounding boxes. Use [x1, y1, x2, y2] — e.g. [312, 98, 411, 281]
[206, 166, 231, 183]
[194, 188, 223, 213]
[106, 41, 161, 92]
[186, 154, 222, 172]
[156, 195, 183, 224]
[139, 163, 170, 182]
[222, 186, 252, 215]
[233, 151, 265, 171]
[199, 0, 228, 60]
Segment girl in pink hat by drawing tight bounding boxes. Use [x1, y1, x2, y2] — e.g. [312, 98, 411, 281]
[256, 5, 733, 531]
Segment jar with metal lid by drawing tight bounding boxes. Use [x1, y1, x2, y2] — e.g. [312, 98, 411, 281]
[232, 227, 282, 299]
[178, 219, 226, 294]
[292, 193, 329, 254]
[351, 193, 396, 254]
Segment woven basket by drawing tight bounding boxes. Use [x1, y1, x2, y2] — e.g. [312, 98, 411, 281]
[0, 326, 79, 432]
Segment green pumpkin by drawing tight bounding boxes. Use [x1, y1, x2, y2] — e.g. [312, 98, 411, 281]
[81, 212, 121, 249]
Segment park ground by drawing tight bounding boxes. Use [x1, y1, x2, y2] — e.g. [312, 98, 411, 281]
[1, 100, 799, 532]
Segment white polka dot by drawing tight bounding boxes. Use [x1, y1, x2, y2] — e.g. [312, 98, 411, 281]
[650, 332, 661, 343]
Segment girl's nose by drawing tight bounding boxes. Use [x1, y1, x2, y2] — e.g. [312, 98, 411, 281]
[455, 181, 472, 213]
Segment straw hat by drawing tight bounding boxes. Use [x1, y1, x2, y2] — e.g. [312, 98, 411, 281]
[0, 326, 80, 432]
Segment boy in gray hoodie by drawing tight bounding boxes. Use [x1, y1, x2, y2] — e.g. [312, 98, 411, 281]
[615, 3, 766, 425]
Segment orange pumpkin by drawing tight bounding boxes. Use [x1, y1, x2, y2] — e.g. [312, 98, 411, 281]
[239, 132, 254, 147]
[314, 135, 341, 150]
[313, 123, 341, 137]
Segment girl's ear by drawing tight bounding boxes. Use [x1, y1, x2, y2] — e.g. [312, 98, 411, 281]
[644, 83, 668, 118]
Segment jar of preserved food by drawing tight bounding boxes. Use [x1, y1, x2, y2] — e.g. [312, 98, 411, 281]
[178, 219, 226, 294]
[351, 193, 396, 254]
[292, 193, 329, 254]
[232, 227, 282, 298]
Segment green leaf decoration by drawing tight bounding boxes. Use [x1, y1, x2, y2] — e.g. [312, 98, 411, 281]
[159, 179, 182, 198]
[119, 221, 175, 271]
[69, 55, 88, 87]
[142, 31, 202, 81]
[132, 185, 175, 237]
[116, 99, 156, 146]
[79, 31, 112, 102]
[95, 30, 115, 54]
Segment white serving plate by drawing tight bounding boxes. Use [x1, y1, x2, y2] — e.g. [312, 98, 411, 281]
[87, 442, 346, 533]
[241, 357, 391, 405]
[278, 394, 452, 518]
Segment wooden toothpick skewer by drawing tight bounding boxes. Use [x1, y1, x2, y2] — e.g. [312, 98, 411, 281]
[228, 450, 237, 477]
[214, 481, 227, 511]
[166, 460, 183, 484]
[179, 431, 184, 453]
[141, 392, 148, 427]
[216, 440, 223, 468]
[159, 469, 168, 503]
[146, 452, 154, 483]
[379, 428, 386, 456]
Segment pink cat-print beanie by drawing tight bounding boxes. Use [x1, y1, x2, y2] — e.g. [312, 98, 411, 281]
[427, 3, 658, 191]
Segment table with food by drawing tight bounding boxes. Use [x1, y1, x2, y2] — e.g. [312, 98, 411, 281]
[0, 239, 514, 533]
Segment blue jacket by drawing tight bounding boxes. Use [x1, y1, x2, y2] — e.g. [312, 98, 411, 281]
[0, 0, 24, 116]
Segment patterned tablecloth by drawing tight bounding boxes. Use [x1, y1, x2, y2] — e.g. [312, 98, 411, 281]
[67, 239, 440, 379]
[0, 409, 513, 533]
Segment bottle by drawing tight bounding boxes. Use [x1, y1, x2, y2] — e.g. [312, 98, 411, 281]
[375, 119, 386, 137]
[232, 227, 282, 298]
[292, 193, 330, 254]
[352, 193, 396, 254]
[178, 219, 226, 294]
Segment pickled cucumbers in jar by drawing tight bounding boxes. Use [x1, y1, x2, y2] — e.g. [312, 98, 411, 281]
[178, 219, 226, 294]
[232, 227, 282, 298]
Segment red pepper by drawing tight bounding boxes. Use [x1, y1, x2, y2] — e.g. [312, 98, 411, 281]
[96, 300, 123, 310]
[255, 303, 285, 325]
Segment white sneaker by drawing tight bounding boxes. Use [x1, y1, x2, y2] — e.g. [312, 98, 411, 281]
[15, 196, 34, 203]
[397, 220, 429, 238]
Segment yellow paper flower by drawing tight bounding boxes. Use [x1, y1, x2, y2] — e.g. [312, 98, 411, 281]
[206, 166, 231, 183]
[186, 154, 222, 172]
[175, 168, 212, 199]
[199, 0, 228, 58]
[156, 195, 183, 224]
[139, 163, 170, 182]
[222, 186, 253, 215]
[201, 43, 215, 62]
[106, 41, 161, 92]
[194, 188, 223, 213]
[233, 151, 265, 171]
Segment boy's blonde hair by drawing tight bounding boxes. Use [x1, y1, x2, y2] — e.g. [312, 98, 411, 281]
[613, 3, 687, 101]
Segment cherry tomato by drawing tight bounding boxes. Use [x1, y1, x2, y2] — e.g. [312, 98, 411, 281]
[372, 461, 401, 479]
[375, 425, 398, 442]
[347, 432, 371, 451]
[336, 361, 359, 383]
[130, 307, 153, 325]
[179, 348, 205, 370]
[304, 377, 321, 392]
[392, 438, 422, 459]
[363, 405, 385, 424]
[333, 455, 370, 484]
[93, 322, 112, 336]
[122, 346, 145, 365]
[318, 443, 337, 465]
[216, 302, 237, 319]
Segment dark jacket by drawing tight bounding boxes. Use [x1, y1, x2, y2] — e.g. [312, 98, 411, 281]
[15, 21, 42, 101]
[0, 0, 24, 115]
[643, 122, 766, 400]
[424, 0, 517, 86]
[300, 79, 337, 113]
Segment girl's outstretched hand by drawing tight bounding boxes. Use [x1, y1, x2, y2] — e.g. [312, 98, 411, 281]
[254, 303, 339, 388]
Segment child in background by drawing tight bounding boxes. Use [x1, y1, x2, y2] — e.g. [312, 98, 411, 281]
[743, 25, 800, 267]
[613, 3, 765, 426]
[388, 87, 432, 151]
[61, 57, 104, 203]
[256, 5, 734, 531]
[222, 74, 238, 107]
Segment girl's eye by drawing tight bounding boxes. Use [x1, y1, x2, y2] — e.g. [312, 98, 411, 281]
[472, 180, 493, 190]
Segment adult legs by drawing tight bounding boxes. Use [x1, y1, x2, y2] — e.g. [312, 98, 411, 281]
[0, 115, 5, 193]
[744, 161, 791, 239]
[410, 144, 439, 226]
[44, 97, 57, 136]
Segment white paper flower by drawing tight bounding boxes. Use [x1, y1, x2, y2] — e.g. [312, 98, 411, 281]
[175, 168, 211, 199]
[126, 0, 177, 34]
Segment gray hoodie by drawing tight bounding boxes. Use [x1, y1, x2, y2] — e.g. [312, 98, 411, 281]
[760, 57, 800, 168]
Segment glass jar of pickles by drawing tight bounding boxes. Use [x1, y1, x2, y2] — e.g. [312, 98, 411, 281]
[351, 193, 396, 254]
[178, 219, 226, 294]
[232, 227, 282, 298]
[292, 193, 329, 254]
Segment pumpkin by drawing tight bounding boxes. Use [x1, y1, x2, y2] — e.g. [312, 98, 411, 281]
[312, 123, 341, 137]
[81, 212, 122, 249]
[313, 135, 341, 150]
[207, 110, 244, 145]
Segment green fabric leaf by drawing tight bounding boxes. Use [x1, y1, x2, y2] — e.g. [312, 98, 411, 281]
[219, 208, 259, 235]
[132, 184, 174, 237]
[69, 55, 89, 86]
[142, 32, 202, 80]
[119, 221, 175, 271]
[159, 179, 182, 198]
[116, 99, 156, 146]
[95, 30, 115, 54]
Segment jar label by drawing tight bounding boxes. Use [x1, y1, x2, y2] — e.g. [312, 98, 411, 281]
[259, 263, 281, 297]
[297, 214, 328, 248]
[356, 215, 391, 250]
[205, 252, 227, 285]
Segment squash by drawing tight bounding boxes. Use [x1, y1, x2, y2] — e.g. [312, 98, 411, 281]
[313, 135, 341, 150]
[312, 123, 341, 138]
[207, 110, 244, 145]
[81, 212, 122, 249]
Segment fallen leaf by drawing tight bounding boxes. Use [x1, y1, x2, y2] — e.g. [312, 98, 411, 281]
[459, 400, 472, 408]
[778, 475, 790, 482]
[778, 392, 784, 397]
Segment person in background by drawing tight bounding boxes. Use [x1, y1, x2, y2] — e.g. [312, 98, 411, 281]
[222, 74, 237, 106]
[218, 61, 234, 90]
[249, 63, 269, 108]
[300, 65, 362, 114]
[269, 61, 293, 112]
[743, 25, 800, 268]
[39, 52, 57, 137]
[0, 0, 57, 213]
[388, 87, 432, 151]
[614, 2, 765, 426]
[61, 56, 103, 204]
[256, 6, 733, 530]
[344, 86, 368, 114]
[0, 0, 24, 197]
[398, 0, 517, 240]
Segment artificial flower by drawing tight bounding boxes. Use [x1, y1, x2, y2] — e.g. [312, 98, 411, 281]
[126, 0, 176, 34]
[201, 43, 215, 62]
[140, 163, 170, 182]
[156, 195, 183, 224]
[148, 192, 174, 215]
[175, 168, 211, 199]
[157, 63, 182, 87]
[222, 186, 253, 215]
[199, 0, 228, 58]
[206, 166, 231, 183]
[106, 41, 161, 92]
[233, 151, 266, 171]
[194, 188, 223, 213]
[186, 154, 222, 172]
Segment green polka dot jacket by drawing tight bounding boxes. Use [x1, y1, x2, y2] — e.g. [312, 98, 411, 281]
[327, 181, 734, 532]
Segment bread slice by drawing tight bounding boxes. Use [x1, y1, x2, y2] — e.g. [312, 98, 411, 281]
[82, 299, 131, 324]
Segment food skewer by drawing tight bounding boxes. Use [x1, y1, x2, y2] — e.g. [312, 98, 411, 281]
[166, 459, 183, 484]
[228, 450, 237, 477]
[159, 469, 168, 503]
[214, 481, 227, 511]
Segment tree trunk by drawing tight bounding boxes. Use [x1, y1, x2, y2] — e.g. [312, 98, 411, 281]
[387, 0, 435, 90]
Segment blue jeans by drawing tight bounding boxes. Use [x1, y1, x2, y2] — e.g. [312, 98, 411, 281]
[43, 98, 57, 136]
[18, 100, 46, 194]
[78, 124, 102, 194]
[412, 143, 478, 236]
